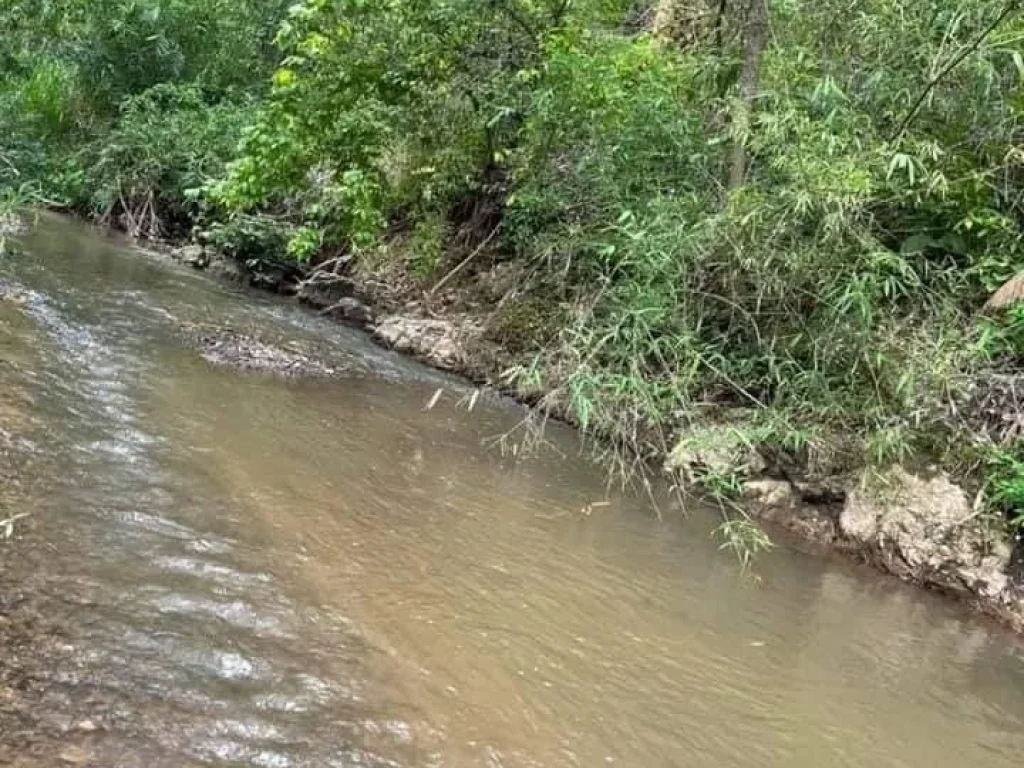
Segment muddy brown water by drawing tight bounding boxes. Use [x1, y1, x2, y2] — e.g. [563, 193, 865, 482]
[3, 215, 1024, 767]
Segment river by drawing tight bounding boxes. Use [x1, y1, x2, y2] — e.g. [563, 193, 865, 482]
[2, 215, 1024, 767]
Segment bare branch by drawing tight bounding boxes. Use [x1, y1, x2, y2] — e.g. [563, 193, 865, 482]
[430, 224, 501, 295]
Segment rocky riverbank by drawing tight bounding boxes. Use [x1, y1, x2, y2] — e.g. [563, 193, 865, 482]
[170, 242, 513, 382]
[123, 241, 1024, 632]
[742, 467, 1024, 631]
[669, 420, 1024, 630]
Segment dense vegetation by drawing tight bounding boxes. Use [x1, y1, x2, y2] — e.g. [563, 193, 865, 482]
[5, 0, 1024, 543]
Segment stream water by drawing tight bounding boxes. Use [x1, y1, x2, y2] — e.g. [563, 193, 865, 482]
[2, 215, 1024, 767]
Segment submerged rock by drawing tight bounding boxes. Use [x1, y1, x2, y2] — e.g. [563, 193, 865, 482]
[181, 324, 338, 377]
[0, 284, 28, 308]
[58, 746, 90, 765]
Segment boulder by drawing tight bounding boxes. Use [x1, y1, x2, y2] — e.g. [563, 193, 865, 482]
[296, 273, 359, 311]
[322, 296, 374, 325]
[744, 478, 798, 509]
[840, 468, 1011, 599]
[373, 315, 469, 369]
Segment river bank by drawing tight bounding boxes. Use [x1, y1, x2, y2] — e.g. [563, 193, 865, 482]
[123, 226, 1024, 634]
[3, 0, 1024, 637]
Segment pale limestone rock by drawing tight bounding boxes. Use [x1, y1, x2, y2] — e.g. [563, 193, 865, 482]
[373, 315, 469, 368]
[841, 468, 1011, 599]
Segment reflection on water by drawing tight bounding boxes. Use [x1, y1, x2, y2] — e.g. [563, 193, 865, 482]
[2, 215, 1024, 767]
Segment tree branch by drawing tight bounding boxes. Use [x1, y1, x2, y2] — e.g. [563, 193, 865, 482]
[430, 225, 501, 295]
[893, 1, 1019, 140]
[492, 0, 539, 43]
[550, 0, 571, 26]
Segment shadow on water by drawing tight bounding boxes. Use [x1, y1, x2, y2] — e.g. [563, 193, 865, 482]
[2, 215, 1024, 767]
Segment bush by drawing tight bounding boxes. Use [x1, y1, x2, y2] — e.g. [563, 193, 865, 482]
[200, 213, 303, 288]
[0, 0, 283, 219]
[84, 84, 256, 236]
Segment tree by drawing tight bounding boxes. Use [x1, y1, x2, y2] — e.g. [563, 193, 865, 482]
[728, 0, 767, 189]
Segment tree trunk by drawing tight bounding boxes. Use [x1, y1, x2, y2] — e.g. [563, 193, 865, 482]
[652, 0, 680, 44]
[728, 0, 767, 190]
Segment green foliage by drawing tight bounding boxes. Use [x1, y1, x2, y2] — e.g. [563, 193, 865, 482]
[985, 444, 1024, 530]
[975, 304, 1024, 362]
[488, 294, 566, 353]
[406, 212, 448, 280]
[0, 0, 284, 227]
[212, 0, 634, 249]
[716, 513, 774, 571]
[200, 214, 301, 287]
[85, 84, 256, 235]
[493, 0, 1024, 480]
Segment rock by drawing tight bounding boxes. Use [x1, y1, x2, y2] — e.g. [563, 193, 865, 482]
[973, 556, 1011, 599]
[744, 478, 797, 508]
[174, 244, 209, 268]
[296, 273, 359, 311]
[206, 255, 244, 283]
[373, 315, 471, 368]
[324, 296, 374, 325]
[181, 324, 338, 377]
[59, 746, 90, 765]
[743, 478, 837, 542]
[791, 476, 847, 505]
[839, 468, 1011, 599]
[668, 425, 767, 483]
[75, 719, 98, 733]
[838, 485, 884, 543]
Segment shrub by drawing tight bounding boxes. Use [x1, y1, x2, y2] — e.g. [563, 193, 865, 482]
[84, 84, 256, 236]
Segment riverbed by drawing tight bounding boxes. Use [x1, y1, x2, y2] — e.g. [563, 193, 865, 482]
[2, 215, 1024, 766]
